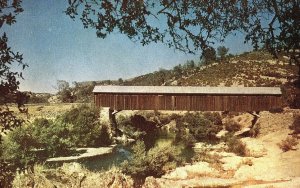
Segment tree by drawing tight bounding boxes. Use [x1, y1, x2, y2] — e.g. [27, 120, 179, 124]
[201, 47, 216, 65]
[56, 80, 74, 103]
[185, 60, 195, 69]
[217, 46, 229, 61]
[118, 78, 123, 85]
[173, 64, 182, 79]
[0, 1, 27, 186]
[0, 1, 27, 137]
[65, 0, 299, 75]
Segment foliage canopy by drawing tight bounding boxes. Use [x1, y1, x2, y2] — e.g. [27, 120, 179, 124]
[66, 0, 299, 58]
[0, 0, 27, 139]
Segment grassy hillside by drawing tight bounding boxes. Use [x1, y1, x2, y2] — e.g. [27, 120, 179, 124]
[122, 50, 298, 88]
[33, 50, 298, 106]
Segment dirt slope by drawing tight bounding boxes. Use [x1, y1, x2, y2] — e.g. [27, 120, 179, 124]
[143, 109, 300, 188]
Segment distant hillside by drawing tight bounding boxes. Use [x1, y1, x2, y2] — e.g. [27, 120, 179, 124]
[120, 51, 298, 88]
[88, 50, 299, 107]
[40, 50, 299, 107]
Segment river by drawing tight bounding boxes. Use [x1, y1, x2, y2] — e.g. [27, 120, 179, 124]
[77, 131, 194, 172]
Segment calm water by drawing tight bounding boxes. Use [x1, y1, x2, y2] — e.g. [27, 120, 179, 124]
[79, 131, 195, 171]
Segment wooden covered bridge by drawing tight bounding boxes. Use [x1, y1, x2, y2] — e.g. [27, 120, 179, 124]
[93, 86, 282, 111]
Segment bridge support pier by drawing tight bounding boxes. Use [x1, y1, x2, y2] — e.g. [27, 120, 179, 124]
[99, 107, 121, 139]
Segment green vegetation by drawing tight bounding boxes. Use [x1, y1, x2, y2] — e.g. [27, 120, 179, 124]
[0, 105, 112, 185]
[121, 141, 182, 179]
[217, 46, 229, 62]
[59, 105, 111, 147]
[201, 47, 217, 65]
[27, 93, 51, 103]
[175, 112, 223, 145]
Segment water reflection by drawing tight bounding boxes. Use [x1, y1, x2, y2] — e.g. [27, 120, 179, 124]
[80, 130, 194, 171]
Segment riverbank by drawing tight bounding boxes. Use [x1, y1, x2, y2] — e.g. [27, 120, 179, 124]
[47, 145, 116, 162]
[143, 109, 300, 187]
[11, 109, 300, 187]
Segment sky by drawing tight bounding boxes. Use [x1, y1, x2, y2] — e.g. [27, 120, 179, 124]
[3, 0, 253, 93]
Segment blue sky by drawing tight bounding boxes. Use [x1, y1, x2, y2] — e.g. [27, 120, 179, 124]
[3, 0, 252, 93]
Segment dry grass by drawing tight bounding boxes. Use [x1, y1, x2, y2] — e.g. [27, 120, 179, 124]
[277, 136, 299, 152]
[8, 103, 87, 120]
[13, 163, 134, 188]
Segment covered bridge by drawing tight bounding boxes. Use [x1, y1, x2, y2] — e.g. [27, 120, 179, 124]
[93, 86, 282, 111]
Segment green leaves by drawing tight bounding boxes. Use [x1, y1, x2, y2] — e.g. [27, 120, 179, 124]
[0, 0, 28, 138]
[65, 0, 299, 61]
[121, 140, 182, 178]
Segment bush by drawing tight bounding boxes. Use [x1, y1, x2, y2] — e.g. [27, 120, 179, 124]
[278, 137, 299, 152]
[1, 126, 38, 167]
[59, 105, 112, 147]
[27, 93, 51, 104]
[0, 119, 76, 187]
[224, 120, 242, 132]
[203, 112, 222, 125]
[30, 118, 75, 157]
[121, 141, 182, 179]
[176, 112, 222, 143]
[1, 105, 112, 168]
[226, 136, 248, 156]
[289, 114, 300, 134]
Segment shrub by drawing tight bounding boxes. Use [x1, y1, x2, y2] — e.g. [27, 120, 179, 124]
[175, 129, 197, 146]
[203, 112, 222, 125]
[0, 119, 76, 187]
[226, 137, 248, 156]
[278, 137, 299, 152]
[224, 120, 242, 132]
[1, 105, 112, 168]
[27, 93, 51, 104]
[121, 141, 182, 179]
[59, 105, 112, 147]
[1, 126, 38, 167]
[289, 114, 300, 134]
[30, 118, 75, 157]
[176, 112, 222, 143]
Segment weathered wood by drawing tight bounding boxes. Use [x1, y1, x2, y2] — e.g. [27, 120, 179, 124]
[93, 87, 283, 111]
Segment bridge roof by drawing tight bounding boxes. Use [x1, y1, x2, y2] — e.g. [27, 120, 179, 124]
[93, 86, 282, 95]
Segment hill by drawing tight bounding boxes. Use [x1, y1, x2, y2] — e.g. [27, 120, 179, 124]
[88, 50, 299, 107]
[122, 51, 297, 87]
[30, 50, 299, 107]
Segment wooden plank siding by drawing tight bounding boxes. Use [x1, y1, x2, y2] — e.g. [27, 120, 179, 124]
[94, 93, 282, 111]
